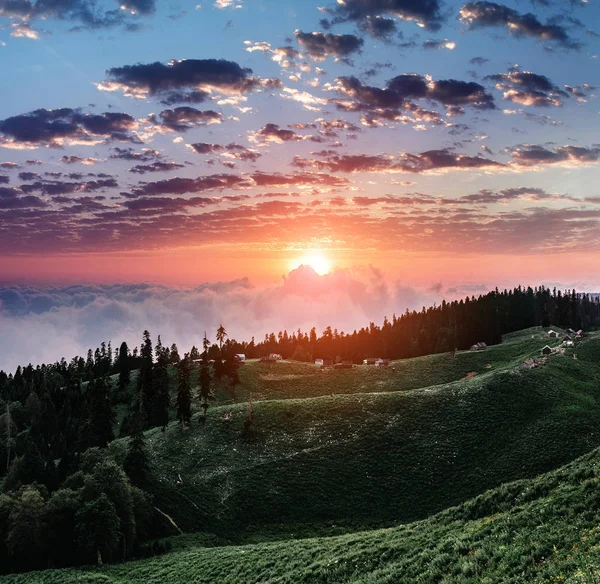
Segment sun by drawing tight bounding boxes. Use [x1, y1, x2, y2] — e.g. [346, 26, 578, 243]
[290, 253, 331, 276]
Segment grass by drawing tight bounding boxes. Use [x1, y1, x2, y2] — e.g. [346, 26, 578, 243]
[7, 326, 600, 583]
[6, 447, 600, 583]
[104, 327, 600, 538]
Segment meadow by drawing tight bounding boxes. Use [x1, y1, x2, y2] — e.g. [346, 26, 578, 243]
[4, 326, 600, 583]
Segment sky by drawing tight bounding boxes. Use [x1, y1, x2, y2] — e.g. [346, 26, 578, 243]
[0, 0, 599, 369]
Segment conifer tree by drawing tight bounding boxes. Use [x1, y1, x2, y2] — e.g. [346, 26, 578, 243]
[138, 331, 154, 429]
[198, 333, 212, 425]
[123, 410, 148, 488]
[176, 356, 192, 429]
[153, 336, 170, 435]
[117, 342, 130, 391]
[87, 377, 115, 448]
[216, 324, 227, 350]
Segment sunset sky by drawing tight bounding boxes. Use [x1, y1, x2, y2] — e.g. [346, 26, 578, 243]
[0, 0, 599, 369]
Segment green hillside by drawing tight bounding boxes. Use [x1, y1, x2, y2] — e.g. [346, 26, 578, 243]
[6, 445, 600, 583]
[107, 328, 600, 537]
[212, 327, 569, 404]
[4, 327, 600, 583]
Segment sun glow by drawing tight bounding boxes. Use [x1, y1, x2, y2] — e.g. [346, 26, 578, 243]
[290, 253, 332, 276]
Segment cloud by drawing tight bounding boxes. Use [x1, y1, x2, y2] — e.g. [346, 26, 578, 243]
[19, 177, 118, 195]
[508, 144, 600, 166]
[0, 0, 155, 30]
[189, 142, 261, 162]
[250, 123, 304, 144]
[60, 155, 99, 165]
[423, 39, 456, 50]
[0, 108, 138, 149]
[294, 30, 364, 62]
[128, 173, 250, 197]
[292, 149, 504, 174]
[120, 0, 156, 15]
[110, 147, 161, 161]
[459, 2, 580, 48]
[328, 74, 495, 126]
[10, 22, 44, 39]
[147, 107, 222, 132]
[357, 16, 399, 41]
[0, 186, 46, 209]
[487, 69, 570, 107]
[129, 161, 185, 174]
[322, 0, 444, 33]
[98, 58, 281, 99]
[0, 270, 455, 373]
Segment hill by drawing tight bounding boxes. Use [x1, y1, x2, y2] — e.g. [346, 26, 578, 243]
[107, 327, 600, 537]
[5, 443, 600, 583]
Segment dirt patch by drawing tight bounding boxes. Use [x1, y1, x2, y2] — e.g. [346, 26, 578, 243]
[461, 371, 478, 380]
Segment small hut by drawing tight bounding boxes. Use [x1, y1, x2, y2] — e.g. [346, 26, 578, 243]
[541, 345, 553, 356]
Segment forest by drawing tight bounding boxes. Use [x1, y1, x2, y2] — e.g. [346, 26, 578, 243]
[0, 285, 598, 573]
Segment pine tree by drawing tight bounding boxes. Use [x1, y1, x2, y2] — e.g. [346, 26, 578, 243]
[216, 324, 227, 351]
[153, 336, 170, 435]
[118, 342, 130, 391]
[87, 377, 115, 448]
[123, 410, 149, 488]
[176, 356, 192, 430]
[138, 331, 154, 429]
[75, 493, 120, 566]
[198, 333, 212, 426]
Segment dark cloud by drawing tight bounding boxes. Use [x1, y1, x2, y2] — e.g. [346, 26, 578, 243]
[110, 147, 161, 162]
[19, 177, 117, 195]
[469, 56, 490, 66]
[18, 171, 41, 181]
[99, 58, 281, 98]
[331, 74, 495, 126]
[294, 30, 364, 61]
[0, 175, 9, 184]
[460, 186, 575, 204]
[158, 90, 211, 106]
[289, 117, 362, 139]
[254, 123, 303, 143]
[508, 144, 600, 166]
[0, 108, 138, 148]
[122, 196, 214, 213]
[292, 149, 504, 173]
[129, 161, 185, 174]
[189, 142, 261, 162]
[0, 186, 46, 209]
[322, 0, 443, 33]
[119, 0, 155, 15]
[148, 107, 222, 132]
[0, 162, 18, 169]
[60, 155, 99, 164]
[423, 39, 456, 50]
[0, 0, 155, 30]
[487, 69, 570, 107]
[357, 16, 398, 41]
[459, 2, 580, 49]
[249, 171, 350, 187]
[128, 174, 250, 197]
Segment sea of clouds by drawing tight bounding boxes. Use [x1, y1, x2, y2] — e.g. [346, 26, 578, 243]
[0, 265, 492, 373]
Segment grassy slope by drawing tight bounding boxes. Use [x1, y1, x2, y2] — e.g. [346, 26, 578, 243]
[108, 328, 600, 537]
[213, 327, 566, 404]
[6, 447, 600, 583]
